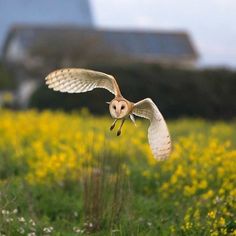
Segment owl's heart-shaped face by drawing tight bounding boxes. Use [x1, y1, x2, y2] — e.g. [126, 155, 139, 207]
[109, 100, 129, 119]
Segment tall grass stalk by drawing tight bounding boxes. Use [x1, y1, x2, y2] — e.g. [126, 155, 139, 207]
[82, 136, 131, 233]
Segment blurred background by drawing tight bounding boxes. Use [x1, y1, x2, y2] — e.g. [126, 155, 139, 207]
[1, 2, 236, 235]
[0, 0, 235, 119]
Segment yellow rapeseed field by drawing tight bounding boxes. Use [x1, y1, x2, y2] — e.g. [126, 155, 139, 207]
[0, 109, 235, 235]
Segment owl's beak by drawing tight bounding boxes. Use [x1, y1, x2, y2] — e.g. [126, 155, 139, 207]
[115, 111, 120, 117]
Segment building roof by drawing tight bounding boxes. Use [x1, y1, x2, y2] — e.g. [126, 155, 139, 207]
[99, 29, 197, 59]
[3, 25, 198, 66]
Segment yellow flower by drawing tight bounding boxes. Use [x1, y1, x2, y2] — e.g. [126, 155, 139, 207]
[202, 190, 214, 200]
[184, 185, 196, 196]
[218, 217, 225, 226]
[208, 210, 216, 219]
[198, 180, 208, 189]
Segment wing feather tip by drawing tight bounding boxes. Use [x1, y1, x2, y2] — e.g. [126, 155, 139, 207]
[154, 153, 170, 161]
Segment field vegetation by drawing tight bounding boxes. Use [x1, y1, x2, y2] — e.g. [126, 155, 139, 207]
[0, 109, 236, 235]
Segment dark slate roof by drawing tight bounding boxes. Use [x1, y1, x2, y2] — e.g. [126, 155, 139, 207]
[99, 30, 197, 58]
[3, 25, 198, 62]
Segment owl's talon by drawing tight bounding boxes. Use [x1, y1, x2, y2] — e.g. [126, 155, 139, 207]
[110, 124, 115, 131]
[116, 119, 125, 136]
[110, 119, 117, 131]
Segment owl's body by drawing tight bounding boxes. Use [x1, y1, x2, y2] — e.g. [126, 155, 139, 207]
[45, 68, 171, 160]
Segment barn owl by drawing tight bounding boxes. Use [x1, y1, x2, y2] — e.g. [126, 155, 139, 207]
[45, 68, 171, 160]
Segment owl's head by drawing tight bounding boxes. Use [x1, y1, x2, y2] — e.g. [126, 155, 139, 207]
[109, 99, 129, 119]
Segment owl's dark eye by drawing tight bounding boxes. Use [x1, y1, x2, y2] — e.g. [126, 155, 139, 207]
[113, 105, 116, 110]
[121, 105, 125, 110]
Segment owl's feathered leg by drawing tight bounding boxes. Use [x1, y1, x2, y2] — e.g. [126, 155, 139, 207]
[117, 119, 125, 136]
[130, 114, 136, 126]
[110, 119, 118, 131]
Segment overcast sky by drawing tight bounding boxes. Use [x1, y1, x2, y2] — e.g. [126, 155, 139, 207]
[93, 0, 236, 68]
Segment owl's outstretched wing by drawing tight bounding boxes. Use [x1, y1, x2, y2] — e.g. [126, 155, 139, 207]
[45, 68, 121, 96]
[132, 98, 171, 160]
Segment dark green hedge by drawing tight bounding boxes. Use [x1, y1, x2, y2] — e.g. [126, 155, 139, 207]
[0, 61, 15, 89]
[30, 64, 236, 119]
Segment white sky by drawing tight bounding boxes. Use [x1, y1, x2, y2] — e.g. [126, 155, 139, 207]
[92, 0, 236, 68]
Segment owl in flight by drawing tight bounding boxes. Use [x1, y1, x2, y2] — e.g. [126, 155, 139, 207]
[45, 68, 171, 160]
